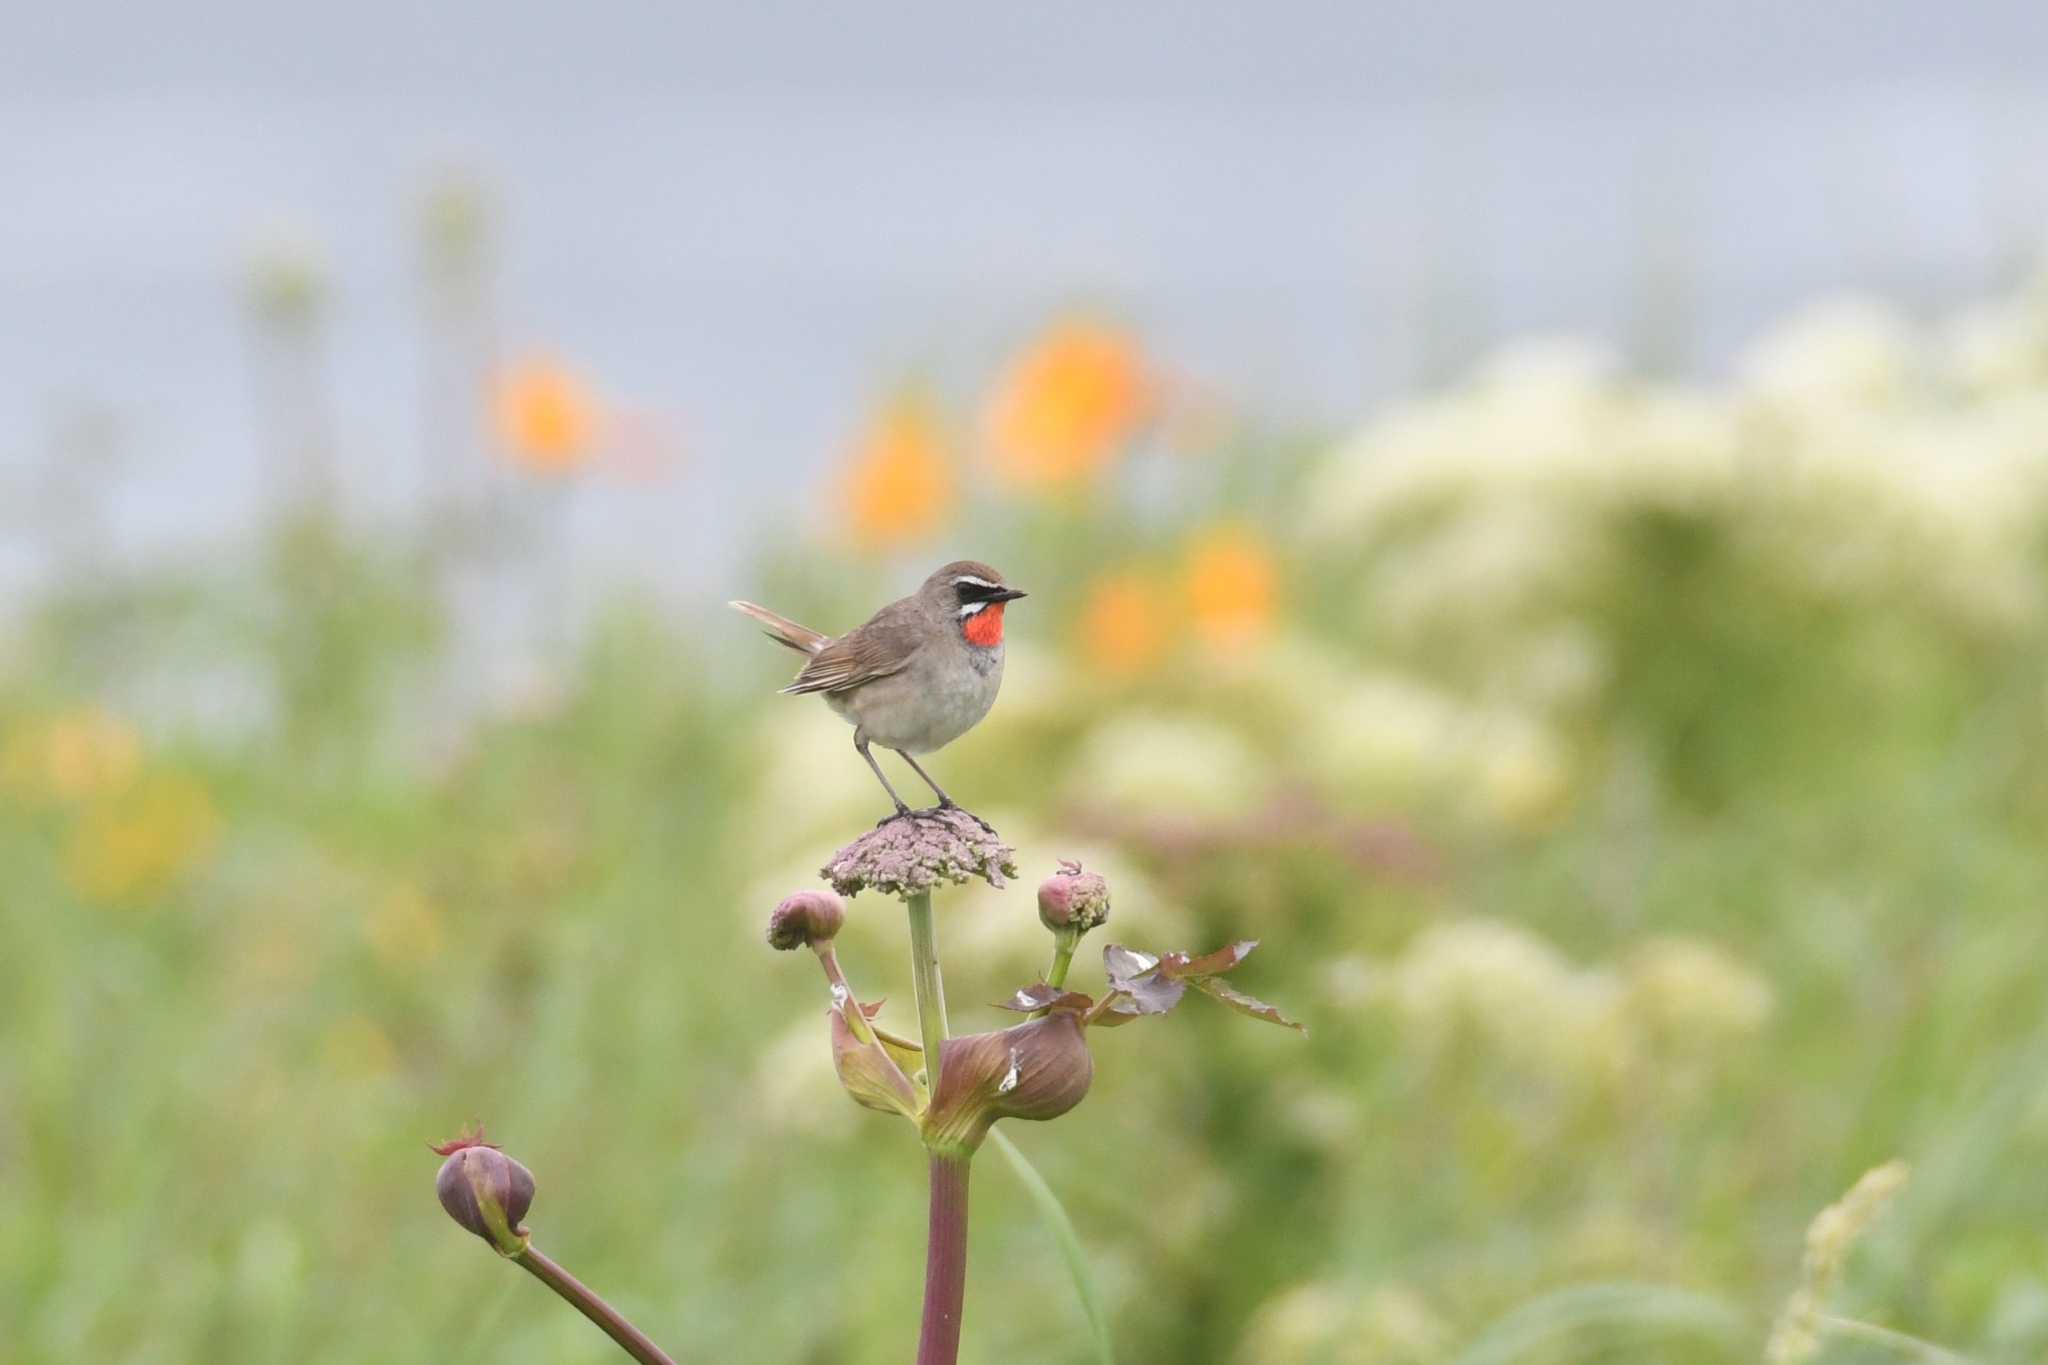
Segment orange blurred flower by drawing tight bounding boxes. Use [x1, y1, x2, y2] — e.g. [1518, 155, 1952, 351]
[62, 772, 220, 904]
[986, 320, 1152, 489]
[1184, 527, 1280, 649]
[1076, 570, 1172, 679]
[843, 393, 956, 549]
[493, 358, 601, 474]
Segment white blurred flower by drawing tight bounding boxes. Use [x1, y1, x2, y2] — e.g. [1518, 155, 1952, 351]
[1304, 671, 1466, 800]
[1624, 936, 1776, 1044]
[744, 704, 881, 857]
[1239, 1280, 1450, 1365]
[1739, 296, 1919, 413]
[1372, 504, 1585, 643]
[1387, 918, 1631, 1083]
[1940, 296, 2048, 397]
[1065, 711, 1268, 818]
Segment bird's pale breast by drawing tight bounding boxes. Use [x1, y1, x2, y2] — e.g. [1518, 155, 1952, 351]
[829, 642, 1003, 753]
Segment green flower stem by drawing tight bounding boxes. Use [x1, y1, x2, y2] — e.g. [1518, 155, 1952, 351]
[906, 890, 949, 1097]
[916, 1152, 973, 1365]
[1046, 934, 1078, 991]
[513, 1243, 679, 1365]
[1031, 931, 1079, 1019]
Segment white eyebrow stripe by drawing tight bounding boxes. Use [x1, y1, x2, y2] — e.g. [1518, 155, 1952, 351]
[953, 576, 998, 590]
[958, 602, 987, 617]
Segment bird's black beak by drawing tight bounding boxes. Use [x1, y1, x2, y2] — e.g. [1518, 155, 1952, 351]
[989, 587, 1028, 603]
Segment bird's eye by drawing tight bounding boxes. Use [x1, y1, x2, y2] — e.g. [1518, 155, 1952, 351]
[954, 577, 1001, 603]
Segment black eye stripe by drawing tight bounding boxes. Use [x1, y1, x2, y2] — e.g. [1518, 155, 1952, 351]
[954, 580, 1005, 602]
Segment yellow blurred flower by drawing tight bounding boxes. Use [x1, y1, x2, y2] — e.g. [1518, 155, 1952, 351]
[61, 772, 220, 904]
[366, 883, 446, 968]
[986, 319, 1151, 489]
[1183, 527, 1280, 649]
[1075, 570, 1171, 679]
[842, 393, 956, 549]
[2, 707, 142, 804]
[493, 357, 601, 474]
[1476, 723, 1574, 832]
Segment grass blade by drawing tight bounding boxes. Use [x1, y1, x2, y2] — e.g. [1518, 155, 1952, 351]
[988, 1129, 1114, 1365]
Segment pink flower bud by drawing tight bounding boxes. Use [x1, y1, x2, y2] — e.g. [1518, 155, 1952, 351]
[432, 1129, 535, 1255]
[767, 889, 847, 951]
[1037, 861, 1110, 934]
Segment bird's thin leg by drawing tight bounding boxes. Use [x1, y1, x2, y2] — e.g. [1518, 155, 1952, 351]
[891, 749, 955, 808]
[894, 750, 995, 832]
[857, 733, 913, 822]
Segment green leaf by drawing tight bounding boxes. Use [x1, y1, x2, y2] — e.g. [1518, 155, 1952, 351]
[1451, 1282, 1750, 1365]
[989, 1129, 1115, 1365]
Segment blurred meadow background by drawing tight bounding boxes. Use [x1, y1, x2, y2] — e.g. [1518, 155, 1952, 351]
[9, 4, 2048, 1362]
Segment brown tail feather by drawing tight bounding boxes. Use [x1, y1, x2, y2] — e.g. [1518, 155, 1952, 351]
[728, 600, 830, 655]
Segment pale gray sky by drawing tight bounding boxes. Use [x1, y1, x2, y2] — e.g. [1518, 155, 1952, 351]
[4, 2, 2047, 604]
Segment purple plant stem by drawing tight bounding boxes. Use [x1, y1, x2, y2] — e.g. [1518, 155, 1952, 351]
[515, 1243, 679, 1365]
[917, 1153, 973, 1365]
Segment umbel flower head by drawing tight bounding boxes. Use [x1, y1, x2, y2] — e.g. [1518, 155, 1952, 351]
[822, 808, 1017, 899]
[432, 1126, 535, 1256]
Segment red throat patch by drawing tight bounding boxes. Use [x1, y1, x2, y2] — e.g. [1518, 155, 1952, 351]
[962, 602, 1006, 647]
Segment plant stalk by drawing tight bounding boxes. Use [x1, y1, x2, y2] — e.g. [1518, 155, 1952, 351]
[514, 1243, 679, 1365]
[917, 1153, 973, 1365]
[905, 890, 949, 1095]
[1031, 931, 1079, 1018]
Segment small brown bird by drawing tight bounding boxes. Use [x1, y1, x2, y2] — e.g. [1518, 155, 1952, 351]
[731, 561, 1027, 819]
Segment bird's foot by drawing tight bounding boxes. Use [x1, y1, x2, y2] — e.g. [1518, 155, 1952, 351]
[878, 803, 998, 834]
[937, 800, 998, 834]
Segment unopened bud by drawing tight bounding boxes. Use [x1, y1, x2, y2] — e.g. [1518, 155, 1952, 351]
[767, 889, 846, 951]
[432, 1130, 535, 1255]
[1038, 861, 1110, 935]
[922, 1014, 1094, 1154]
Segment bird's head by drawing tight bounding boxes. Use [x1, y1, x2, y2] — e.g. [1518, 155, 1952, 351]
[924, 560, 1026, 648]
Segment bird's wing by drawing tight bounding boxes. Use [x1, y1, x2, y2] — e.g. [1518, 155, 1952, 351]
[782, 600, 924, 695]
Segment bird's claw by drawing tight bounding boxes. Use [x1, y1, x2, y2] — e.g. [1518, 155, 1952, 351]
[875, 803, 997, 835]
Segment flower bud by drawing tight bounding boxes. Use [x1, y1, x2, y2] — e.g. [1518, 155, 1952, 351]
[432, 1132, 535, 1255]
[767, 889, 846, 951]
[922, 1014, 1094, 1154]
[1037, 861, 1110, 934]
